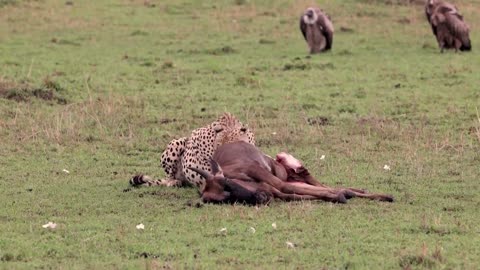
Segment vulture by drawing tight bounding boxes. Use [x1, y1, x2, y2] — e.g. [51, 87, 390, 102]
[425, 0, 471, 52]
[299, 7, 334, 54]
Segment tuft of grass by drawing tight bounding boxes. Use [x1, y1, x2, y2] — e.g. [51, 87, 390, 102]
[359, 0, 425, 5]
[205, 45, 237, 55]
[399, 243, 445, 269]
[259, 38, 275, 44]
[474, 107, 480, 143]
[0, 78, 67, 104]
[0, 0, 16, 8]
[235, 76, 260, 88]
[130, 30, 148, 36]
[339, 26, 355, 33]
[283, 60, 335, 71]
[50, 38, 81, 46]
[234, 0, 249, 6]
[307, 116, 330, 126]
[161, 60, 174, 69]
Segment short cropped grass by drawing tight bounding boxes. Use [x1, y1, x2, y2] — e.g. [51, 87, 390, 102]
[0, 0, 479, 269]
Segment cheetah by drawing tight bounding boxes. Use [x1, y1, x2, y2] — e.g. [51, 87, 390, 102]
[130, 113, 255, 191]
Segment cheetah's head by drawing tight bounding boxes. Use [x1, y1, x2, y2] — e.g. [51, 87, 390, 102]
[210, 112, 255, 147]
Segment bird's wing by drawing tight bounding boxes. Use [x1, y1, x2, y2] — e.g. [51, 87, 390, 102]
[445, 12, 470, 46]
[299, 16, 307, 41]
[425, 4, 437, 35]
[316, 11, 334, 50]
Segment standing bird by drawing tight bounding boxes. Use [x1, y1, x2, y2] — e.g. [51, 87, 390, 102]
[425, 0, 471, 52]
[299, 7, 334, 54]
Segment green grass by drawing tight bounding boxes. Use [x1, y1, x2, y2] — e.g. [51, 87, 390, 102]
[1, 0, 479, 269]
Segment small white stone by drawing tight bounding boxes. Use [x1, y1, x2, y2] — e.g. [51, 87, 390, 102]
[42, 222, 57, 229]
[272, 132, 277, 135]
[136, 223, 145, 230]
[320, 155, 325, 160]
[286, 241, 295, 249]
[383, 165, 391, 171]
[271, 222, 277, 229]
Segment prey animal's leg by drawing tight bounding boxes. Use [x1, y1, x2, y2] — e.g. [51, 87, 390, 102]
[337, 188, 394, 202]
[287, 182, 393, 202]
[245, 163, 347, 203]
[275, 152, 392, 201]
[261, 184, 318, 201]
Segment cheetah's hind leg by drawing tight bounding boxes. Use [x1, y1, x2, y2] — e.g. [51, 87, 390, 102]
[129, 174, 184, 187]
[159, 137, 187, 186]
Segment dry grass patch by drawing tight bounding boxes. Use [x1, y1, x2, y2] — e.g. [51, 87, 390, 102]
[474, 108, 480, 143]
[0, 0, 100, 35]
[1, 94, 149, 145]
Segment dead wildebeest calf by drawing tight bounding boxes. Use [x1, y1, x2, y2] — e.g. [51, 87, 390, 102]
[189, 141, 394, 205]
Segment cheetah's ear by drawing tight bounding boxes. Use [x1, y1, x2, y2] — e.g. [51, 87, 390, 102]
[240, 124, 248, 132]
[209, 159, 224, 177]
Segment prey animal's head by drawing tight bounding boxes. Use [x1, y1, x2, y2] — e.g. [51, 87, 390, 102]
[276, 152, 304, 173]
[276, 152, 313, 183]
[302, 7, 319, 25]
[188, 160, 228, 200]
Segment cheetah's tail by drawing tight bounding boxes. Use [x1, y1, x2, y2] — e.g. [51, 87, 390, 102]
[129, 174, 164, 187]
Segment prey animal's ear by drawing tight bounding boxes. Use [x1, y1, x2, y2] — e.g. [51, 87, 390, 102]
[209, 159, 224, 177]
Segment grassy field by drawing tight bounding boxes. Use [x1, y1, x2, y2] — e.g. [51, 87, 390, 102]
[1, 0, 479, 269]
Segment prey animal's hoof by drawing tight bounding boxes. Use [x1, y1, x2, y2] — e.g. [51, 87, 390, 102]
[342, 190, 356, 200]
[333, 193, 348, 204]
[254, 191, 272, 205]
[380, 195, 394, 202]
